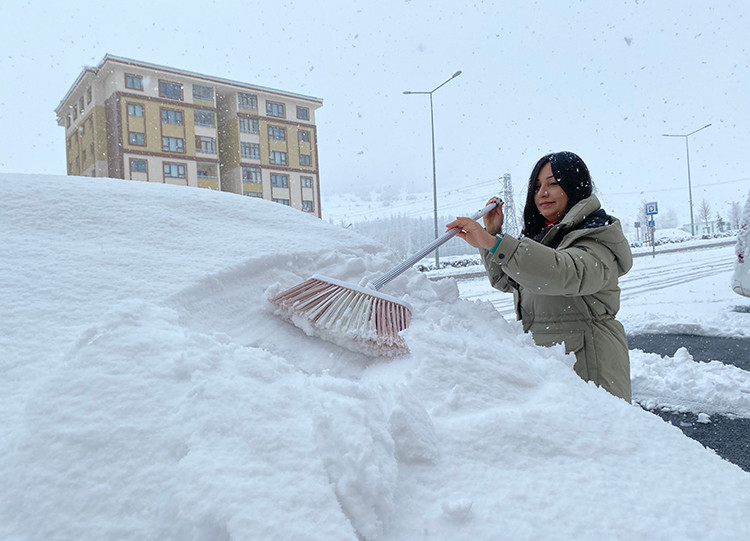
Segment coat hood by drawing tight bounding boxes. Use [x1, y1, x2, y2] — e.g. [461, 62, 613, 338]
[544, 195, 633, 276]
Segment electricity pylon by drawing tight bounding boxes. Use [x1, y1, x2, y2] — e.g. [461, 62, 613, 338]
[500, 173, 520, 237]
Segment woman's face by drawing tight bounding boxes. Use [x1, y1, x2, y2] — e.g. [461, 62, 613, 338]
[533, 162, 569, 223]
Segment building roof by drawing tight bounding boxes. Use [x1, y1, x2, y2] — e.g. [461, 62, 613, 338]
[55, 53, 323, 116]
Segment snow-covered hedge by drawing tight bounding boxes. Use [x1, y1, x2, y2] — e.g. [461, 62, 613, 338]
[630, 228, 738, 248]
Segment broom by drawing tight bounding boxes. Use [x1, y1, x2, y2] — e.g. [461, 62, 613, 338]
[269, 201, 499, 357]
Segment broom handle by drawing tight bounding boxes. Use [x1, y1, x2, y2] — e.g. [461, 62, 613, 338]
[369, 201, 499, 290]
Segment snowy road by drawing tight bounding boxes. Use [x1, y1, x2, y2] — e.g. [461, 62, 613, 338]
[619, 250, 734, 303]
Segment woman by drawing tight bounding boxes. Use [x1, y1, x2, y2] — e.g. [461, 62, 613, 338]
[447, 152, 633, 401]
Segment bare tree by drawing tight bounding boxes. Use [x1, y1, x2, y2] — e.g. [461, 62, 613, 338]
[698, 199, 712, 232]
[635, 200, 649, 244]
[729, 201, 742, 230]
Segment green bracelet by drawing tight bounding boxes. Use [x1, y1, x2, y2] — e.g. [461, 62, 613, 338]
[489, 235, 503, 255]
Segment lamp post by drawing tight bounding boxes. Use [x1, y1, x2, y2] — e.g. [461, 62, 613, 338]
[663, 123, 712, 236]
[404, 70, 462, 268]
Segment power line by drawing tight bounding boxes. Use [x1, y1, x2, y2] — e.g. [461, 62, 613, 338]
[607, 176, 750, 196]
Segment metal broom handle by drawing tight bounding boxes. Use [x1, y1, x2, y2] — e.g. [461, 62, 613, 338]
[369, 200, 500, 291]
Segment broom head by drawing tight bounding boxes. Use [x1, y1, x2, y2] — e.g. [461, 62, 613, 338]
[269, 274, 412, 357]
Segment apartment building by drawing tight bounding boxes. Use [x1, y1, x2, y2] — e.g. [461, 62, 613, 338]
[55, 54, 323, 217]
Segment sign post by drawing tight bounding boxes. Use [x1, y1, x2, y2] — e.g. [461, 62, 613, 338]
[646, 202, 658, 258]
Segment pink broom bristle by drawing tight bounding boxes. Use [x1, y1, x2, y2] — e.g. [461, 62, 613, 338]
[269, 276, 412, 357]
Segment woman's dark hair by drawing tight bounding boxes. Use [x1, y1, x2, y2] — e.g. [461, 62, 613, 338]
[521, 151, 593, 238]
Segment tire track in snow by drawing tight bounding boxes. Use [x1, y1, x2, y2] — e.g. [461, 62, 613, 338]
[620, 260, 734, 301]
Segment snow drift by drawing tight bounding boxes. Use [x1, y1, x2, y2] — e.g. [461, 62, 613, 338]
[2, 173, 750, 540]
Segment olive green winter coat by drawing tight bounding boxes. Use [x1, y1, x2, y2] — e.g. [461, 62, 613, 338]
[480, 195, 633, 401]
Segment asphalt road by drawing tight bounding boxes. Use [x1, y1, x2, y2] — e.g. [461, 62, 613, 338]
[628, 333, 750, 472]
[627, 333, 750, 370]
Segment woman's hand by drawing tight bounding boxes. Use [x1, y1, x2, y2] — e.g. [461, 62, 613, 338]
[446, 216, 499, 250]
[483, 197, 505, 235]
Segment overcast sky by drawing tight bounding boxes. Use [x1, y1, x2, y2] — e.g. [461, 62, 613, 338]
[2, 0, 748, 221]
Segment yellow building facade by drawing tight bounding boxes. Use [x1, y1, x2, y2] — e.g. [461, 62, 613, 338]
[55, 54, 323, 217]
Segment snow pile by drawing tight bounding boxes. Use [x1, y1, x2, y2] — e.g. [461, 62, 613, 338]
[632, 347, 750, 416]
[2, 173, 750, 540]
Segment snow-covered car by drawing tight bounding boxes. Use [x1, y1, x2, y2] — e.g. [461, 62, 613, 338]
[731, 192, 750, 297]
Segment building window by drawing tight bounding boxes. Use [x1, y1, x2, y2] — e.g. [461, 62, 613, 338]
[79, 96, 85, 113]
[239, 117, 259, 134]
[268, 126, 286, 140]
[269, 151, 287, 165]
[162, 136, 185, 153]
[241, 142, 260, 159]
[301, 176, 312, 188]
[130, 159, 147, 173]
[302, 200, 313, 212]
[159, 81, 183, 100]
[266, 101, 285, 118]
[271, 174, 289, 188]
[125, 74, 143, 90]
[194, 109, 215, 127]
[66, 115, 71, 128]
[67, 137, 72, 149]
[129, 132, 145, 146]
[192, 84, 214, 102]
[90, 142, 95, 159]
[86, 87, 92, 104]
[242, 166, 261, 183]
[244, 191, 263, 198]
[161, 109, 184, 125]
[164, 163, 186, 179]
[273, 198, 290, 206]
[80, 122, 86, 136]
[238, 92, 258, 109]
[298, 130, 310, 142]
[82, 149, 87, 163]
[127, 104, 144, 117]
[72, 104, 78, 120]
[296, 106, 310, 120]
[299, 154, 311, 166]
[196, 136, 216, 154]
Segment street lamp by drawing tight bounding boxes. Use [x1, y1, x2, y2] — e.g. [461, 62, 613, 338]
[404, 70, 462, 267]
[663, 123, 712, 236]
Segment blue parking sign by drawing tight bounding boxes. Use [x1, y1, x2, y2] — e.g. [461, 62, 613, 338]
[646, 202, 658, 215]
